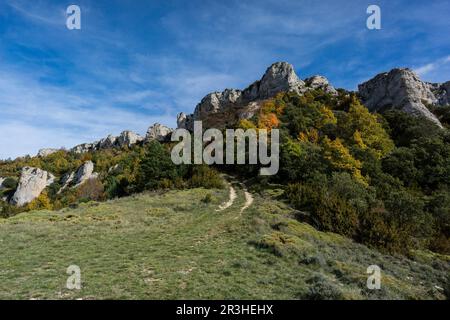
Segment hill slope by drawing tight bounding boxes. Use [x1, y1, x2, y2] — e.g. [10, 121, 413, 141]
[0, 179, 448, 300]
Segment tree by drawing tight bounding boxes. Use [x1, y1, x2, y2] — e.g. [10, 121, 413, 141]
[137, 141, 180, 190]
[338, 97, 394, 159]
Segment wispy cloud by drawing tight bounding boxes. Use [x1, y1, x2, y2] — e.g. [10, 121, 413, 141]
[414, 55, 450, 82]
[0, 0, 449, 159]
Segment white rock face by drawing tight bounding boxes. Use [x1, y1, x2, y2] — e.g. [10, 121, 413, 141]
[72, 143, 96, 154]
[243, 62, 306, 100]
[117, 130, 144, 147]
[37, 148, 59, 157]
[194, 89, 243, 118]
[146, 123, 173, 142]
[238, 101, 263, 120]
[74, 161, 97, 187]
[0, 177, 5, 189]
[97, 135, 118, 149]
[305, 75, 337, 95]
[10, 167, 55, 207]
[358, 68, 443, 128]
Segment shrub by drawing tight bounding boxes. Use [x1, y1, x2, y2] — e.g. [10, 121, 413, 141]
[285, 183, 359, 237]
[303, 274, 344, 300]
[76, 178, 105, 202]
[189, 165, 224, 189]
[137, 141, 180, 190]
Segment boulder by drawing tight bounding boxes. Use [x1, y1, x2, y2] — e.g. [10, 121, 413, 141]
[10, 167, 55, 207]
[37, 148, 59, 157]
[0, 177, 5, 189]
[145, 123, 173, 142]
[358, 68, 443, 128]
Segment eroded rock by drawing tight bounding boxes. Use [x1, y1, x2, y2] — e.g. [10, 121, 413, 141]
[10, 167, 55, 207]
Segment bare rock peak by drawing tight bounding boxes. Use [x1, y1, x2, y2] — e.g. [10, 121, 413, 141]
[358, 67, 443, 128]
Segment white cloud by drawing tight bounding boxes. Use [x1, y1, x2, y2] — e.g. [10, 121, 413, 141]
[0, 67, 175, 159]
[414, 56, 450, 82]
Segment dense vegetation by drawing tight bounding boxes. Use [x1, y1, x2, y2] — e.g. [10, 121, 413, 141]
[0, 141, 223, 217]
[233, 91, 450, 256]
[1, 90, 449, 259]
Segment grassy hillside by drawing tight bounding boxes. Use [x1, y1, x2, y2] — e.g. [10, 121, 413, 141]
[0, 178, 448, 300]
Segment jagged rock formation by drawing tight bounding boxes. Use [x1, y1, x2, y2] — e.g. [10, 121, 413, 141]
[57, 171, 75, 194]
[430, 81, 450, 106]
[177, 62, 343, 131]
[117, 130, 144, 147]
[56, 161, 98, 194]
[37, 148, 59, 157]
[74, 161, 98, 187]
[10, 167, 55, 207]
[177, 112, 194, 131]
[72, 142, 96, 154]
[69, 124, 174, 154]
[305, 75, 337, 95]
[145, 123, 173, 142]
[358, 68, 444, 128]
[243, 62, 306, 100]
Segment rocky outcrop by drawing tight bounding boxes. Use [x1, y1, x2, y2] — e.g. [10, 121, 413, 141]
[74, 161, 98, 187]
[431, 81, 450, 106]
[242, 62, 306, 100]
[145, 123, 173, 142]
[179, 62, 307, 130]
[96, 135, 118, 149]
[72, 143, 96, 154]
[71, 130, 144, 154]
[0, 177, 5, 189]
[117, 130, 144, 147]
[305, 75, 337, 95]
[57, 171, 75, 194]
[10, 167, 55, 207]
[177, 112, 194, 131]
[358, 68, 443, 128]
[194, 89, 243, 119]
[37, 148, 59, 157]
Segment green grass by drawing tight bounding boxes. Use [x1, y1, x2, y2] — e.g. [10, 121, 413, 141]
[0, 183, 448, 300]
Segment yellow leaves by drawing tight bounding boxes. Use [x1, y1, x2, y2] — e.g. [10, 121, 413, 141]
[26, 192, 53, 211]
[322, 137, 368, 186]
[298, 128, 319, 143]
[317, 105, 337, 128]
[353, 130, 367, 149]
[340, 98, 394, 159]
[237, 119, 256, 130]
[257, 113, 280, 130]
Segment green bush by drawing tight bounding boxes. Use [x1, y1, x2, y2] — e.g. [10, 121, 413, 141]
[189, 165, 224, 189]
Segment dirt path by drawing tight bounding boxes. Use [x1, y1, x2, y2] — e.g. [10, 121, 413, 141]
[216, 176, 254, 215]
[216, 184, 237, 211]
[240, 184, 254, 213]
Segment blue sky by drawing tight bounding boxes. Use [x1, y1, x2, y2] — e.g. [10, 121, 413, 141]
[0, 0, 449, 159]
